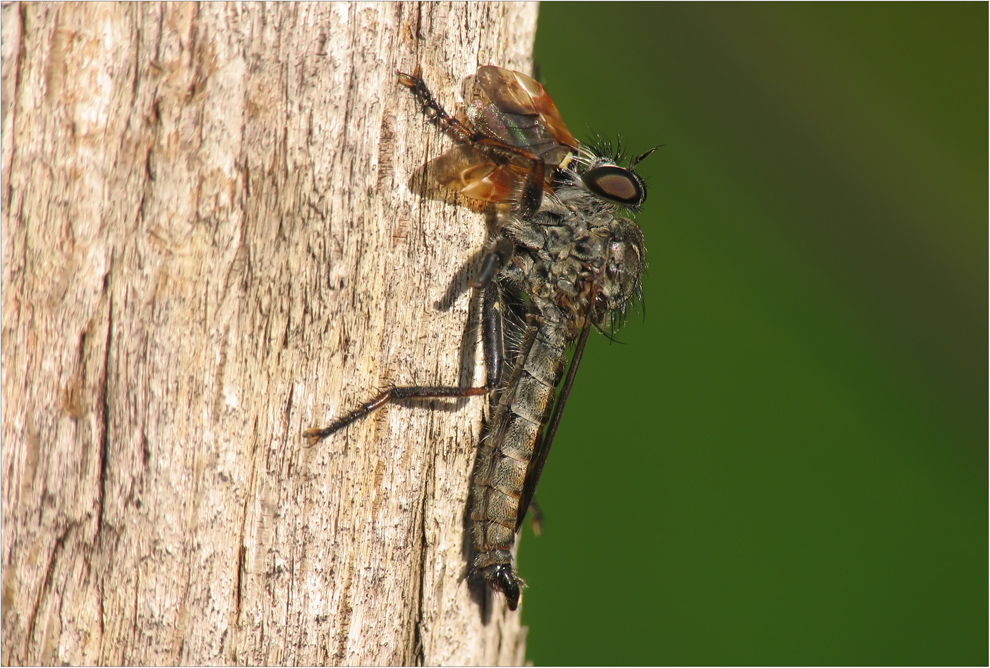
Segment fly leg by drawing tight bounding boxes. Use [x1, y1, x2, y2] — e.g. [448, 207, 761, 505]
[472, 237, 514, 290]
[526, 498, 545, 536]
[398, 69, 476, 145]
[398, 69, 543, 156]
[304, 266, 509, 446]
[303, 384, 489, 446]
[397, 70, 547, 217]
[474, 238, 517, 410]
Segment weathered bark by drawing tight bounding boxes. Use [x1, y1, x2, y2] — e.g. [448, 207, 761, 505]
[1, 2, 538, 664]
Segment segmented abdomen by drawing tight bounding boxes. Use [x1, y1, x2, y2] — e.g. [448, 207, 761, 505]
[470, 318, 569, 585]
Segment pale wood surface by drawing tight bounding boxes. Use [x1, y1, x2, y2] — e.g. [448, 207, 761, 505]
[1, 3, 538, 664]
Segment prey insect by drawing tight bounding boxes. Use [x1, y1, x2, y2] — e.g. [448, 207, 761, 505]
[305, 66, 654, 611]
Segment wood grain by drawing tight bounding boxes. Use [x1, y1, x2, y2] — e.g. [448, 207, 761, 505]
[1, 3, 538, 664]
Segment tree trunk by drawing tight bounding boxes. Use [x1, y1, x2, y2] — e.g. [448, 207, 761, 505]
[1, 2, 538, 664]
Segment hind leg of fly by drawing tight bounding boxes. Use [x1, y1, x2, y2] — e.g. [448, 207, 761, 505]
[305, 281, 507, 446]
[526, 498, 545, 536]
[303, 383, 489, 445]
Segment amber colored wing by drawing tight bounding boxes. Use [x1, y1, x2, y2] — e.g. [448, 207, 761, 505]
[469, 66, 579, 170]
[427, 143, 545, 212]
[420, 67, 576, 214]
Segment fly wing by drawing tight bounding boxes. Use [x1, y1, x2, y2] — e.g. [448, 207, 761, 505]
[515, 318, 593, 531]
[468, 66, 578, 172]
[428, 144, 545, 216]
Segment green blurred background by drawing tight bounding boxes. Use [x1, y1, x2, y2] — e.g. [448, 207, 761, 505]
[521, 4, 986, 665]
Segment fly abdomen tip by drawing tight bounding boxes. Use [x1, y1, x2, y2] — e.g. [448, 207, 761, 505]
[492, 564, 522, 611]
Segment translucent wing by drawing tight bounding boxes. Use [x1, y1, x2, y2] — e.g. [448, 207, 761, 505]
[427, 144, 544, 210]
[515, 318, 593, 531]
[466, 66, 579, 172]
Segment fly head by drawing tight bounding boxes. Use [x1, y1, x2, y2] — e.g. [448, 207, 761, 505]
[578, 145, 656, 211]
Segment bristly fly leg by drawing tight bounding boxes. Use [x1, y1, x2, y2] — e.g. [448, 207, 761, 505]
[397, 68, 477, 145]
[527, 498, 545, 536]
[472, 238, 514, 291]
[397, 69, 546, 218]
[303, 383, 489, 446]
[305, 74, 529, 446]
[305, 272, 509, 447]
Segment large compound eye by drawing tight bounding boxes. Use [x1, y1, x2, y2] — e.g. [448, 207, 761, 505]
[581, 165, 647, 209]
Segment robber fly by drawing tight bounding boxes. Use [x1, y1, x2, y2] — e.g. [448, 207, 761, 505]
[305, 66, 654, 611]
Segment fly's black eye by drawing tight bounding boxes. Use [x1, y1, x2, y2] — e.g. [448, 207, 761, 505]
[581, 165, 646, 208]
